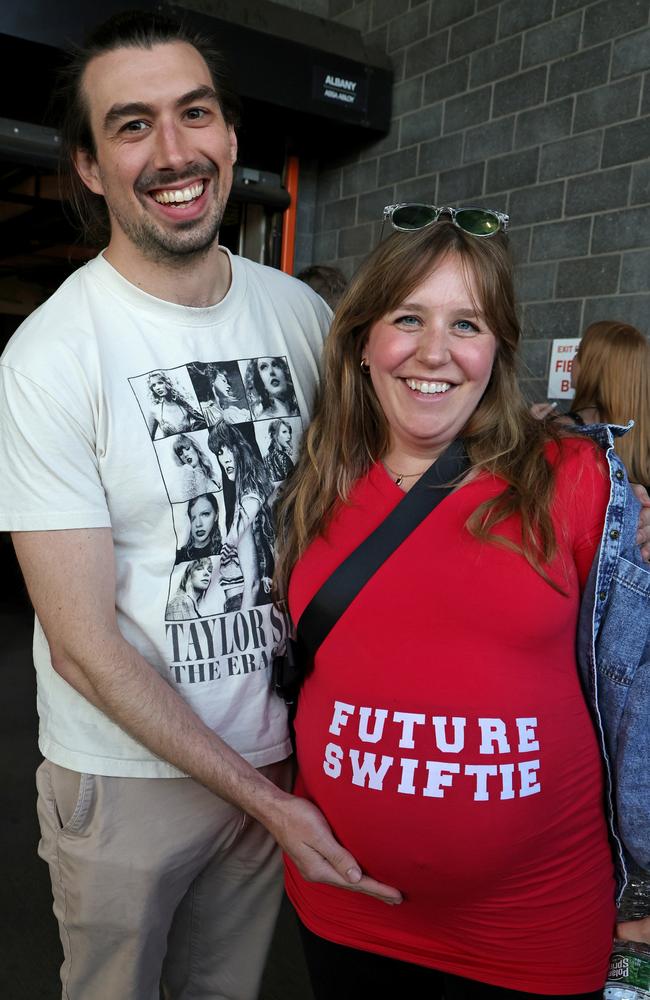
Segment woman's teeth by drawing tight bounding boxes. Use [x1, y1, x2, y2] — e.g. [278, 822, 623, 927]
[152, 182, 204, 204]
[405, 378, 452, 394]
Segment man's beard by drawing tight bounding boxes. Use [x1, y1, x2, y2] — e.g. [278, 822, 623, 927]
[114, 205, 224, 265]
[107, 163, 227, 266]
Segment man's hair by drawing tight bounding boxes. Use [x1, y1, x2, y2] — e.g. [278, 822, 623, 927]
[57, 9, 241, 244]
[296, 265, 348, 310]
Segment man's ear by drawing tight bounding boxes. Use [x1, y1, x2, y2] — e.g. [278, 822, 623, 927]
[72, 148, 104, 196]
[228, 127, 238, 165]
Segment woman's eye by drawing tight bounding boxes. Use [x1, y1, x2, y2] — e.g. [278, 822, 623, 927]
[395, 314, 421, 329]
[454, 319, 479, 334]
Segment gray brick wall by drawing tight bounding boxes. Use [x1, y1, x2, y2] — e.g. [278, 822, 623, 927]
[302, 0, 650, 401]
[266, 0, 330, 15]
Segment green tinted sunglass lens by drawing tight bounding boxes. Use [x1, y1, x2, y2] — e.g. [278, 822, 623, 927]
[391, 205, 438, 230]
[456, 209, 500, 236]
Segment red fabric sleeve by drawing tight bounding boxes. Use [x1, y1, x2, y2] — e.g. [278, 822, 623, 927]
[549, 436, 610, 592]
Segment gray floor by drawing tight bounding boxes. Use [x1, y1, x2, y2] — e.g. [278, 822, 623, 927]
[0, 605, 314, 1000]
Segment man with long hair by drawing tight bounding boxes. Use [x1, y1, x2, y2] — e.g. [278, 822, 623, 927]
[0, 10, 352, 999]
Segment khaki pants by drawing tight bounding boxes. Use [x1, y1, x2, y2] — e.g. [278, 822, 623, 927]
[36, 758, 291, 1000]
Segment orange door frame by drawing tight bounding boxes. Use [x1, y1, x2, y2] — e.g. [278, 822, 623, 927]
[280, 154, 300, 275]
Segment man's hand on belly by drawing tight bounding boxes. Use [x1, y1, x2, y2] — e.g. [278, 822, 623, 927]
[266, 793, 403, 905]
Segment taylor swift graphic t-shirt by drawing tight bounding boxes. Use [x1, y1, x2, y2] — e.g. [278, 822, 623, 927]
[0, 249, 330, 775]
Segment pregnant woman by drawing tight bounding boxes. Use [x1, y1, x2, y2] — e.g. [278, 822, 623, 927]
[274, 208, 650, 999]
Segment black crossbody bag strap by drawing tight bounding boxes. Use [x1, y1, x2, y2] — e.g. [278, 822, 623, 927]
[296, 438, 469, 656]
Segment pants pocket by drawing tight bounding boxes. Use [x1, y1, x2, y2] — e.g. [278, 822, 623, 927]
[39, 760, 95, 835]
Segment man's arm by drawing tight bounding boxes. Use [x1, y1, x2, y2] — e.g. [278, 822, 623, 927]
[13, 527, 401, 904]
[631, 483, 650, 562]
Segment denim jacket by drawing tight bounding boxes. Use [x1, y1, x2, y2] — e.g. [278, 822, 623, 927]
[576, 422, 650, 900]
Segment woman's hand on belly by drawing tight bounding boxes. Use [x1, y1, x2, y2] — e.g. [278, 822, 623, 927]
[267, 793, 403, 905]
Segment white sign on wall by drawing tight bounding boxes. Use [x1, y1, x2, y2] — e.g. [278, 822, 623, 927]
[547, 338, 580, 399]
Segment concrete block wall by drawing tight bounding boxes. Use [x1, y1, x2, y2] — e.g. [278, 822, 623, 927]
[267, 0, 330, 13]
[308, 0, 650, 400]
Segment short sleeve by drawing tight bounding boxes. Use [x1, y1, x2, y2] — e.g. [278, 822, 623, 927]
[0, 364, 111, 531]
[551, 437, 610, 592]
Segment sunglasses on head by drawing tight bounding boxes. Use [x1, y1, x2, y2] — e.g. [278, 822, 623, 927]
[382, 203, 509, 239]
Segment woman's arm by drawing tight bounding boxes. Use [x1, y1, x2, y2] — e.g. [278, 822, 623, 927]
[225, 493, 262, 548]
[631, 483, 650, 562]
[147, 408, 159, 439]
[617, 917, 650, 944]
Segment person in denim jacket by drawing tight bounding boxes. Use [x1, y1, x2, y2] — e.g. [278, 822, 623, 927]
[577, 421, 650, 944]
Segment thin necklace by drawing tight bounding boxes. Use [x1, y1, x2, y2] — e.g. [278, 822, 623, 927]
[383, 459, 430, 487]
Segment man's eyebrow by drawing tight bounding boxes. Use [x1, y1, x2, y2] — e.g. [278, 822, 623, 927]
[176, 85, 219, 108]
[103, 101, 154, 132]
[103, 87, 219, 132]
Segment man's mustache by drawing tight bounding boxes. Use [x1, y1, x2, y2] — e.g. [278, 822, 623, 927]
[136, 162, 217, 193]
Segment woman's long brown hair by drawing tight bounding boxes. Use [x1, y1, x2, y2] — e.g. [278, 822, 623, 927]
[572, 321, 650, 487]
[275, 222, 572, 596]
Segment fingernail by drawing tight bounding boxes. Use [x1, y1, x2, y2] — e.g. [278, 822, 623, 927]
[346, 866, 362, 883]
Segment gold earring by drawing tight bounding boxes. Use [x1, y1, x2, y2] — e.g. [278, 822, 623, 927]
[360, 358, 370, 374]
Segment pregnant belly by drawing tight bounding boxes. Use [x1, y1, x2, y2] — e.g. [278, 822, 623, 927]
[297, 774, 557, 905]
[295, 721, 606, 906]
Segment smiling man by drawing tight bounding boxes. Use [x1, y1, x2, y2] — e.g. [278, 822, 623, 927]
[76, 42, 236, 283]
[0, 10, 400, 1000]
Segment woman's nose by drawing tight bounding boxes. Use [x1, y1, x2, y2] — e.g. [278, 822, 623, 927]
[415, 325, 451, 366]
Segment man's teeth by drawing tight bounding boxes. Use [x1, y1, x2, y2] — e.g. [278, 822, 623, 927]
[152, 182, 204, 204]
[405, 378, 452, 394]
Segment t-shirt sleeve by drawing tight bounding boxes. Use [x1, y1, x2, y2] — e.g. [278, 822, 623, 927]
[553, 438, 610, 592]
[0, 364, 111, 531]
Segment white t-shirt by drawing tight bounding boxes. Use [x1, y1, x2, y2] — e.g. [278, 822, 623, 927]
[0, 249, 330, 776]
